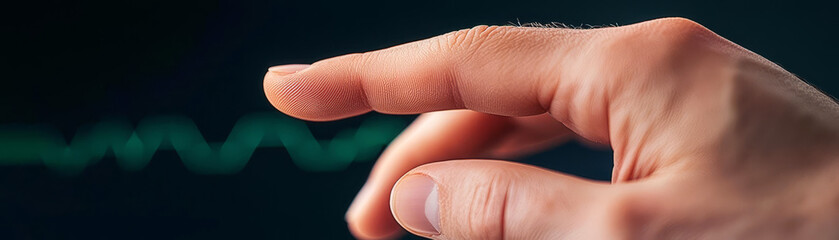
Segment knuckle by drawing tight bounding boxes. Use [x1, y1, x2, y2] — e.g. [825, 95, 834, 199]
[592, 17, 727, 89]
[454, 168, 512, 239]
[606, 17, 716, 61]
[648, 17, 715, 49]
[648, 17, 709, 37]
[341, 52, 373, 69]
[594, 189, 663, 240]
[636, 17, 716, 57]
[439, 25, 512, 54]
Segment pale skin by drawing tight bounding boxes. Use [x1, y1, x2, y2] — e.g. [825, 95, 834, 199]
[263, 17, 839, 239]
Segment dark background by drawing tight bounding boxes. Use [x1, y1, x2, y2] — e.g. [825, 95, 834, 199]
[0, 0, 836, 239]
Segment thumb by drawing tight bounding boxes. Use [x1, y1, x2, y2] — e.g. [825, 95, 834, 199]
[390, 160, 633, 239]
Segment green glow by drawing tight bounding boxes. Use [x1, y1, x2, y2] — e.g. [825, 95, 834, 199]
[0, 112, 405, 175]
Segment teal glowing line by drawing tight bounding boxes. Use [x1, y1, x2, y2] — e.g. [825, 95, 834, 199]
[0, 112, 405, 174]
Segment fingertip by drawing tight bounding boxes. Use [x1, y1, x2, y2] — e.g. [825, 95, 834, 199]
[347, 218, 404, 240]
[347, 208, 405, 240]
[346, 182, 405, 239]
[262, 71, 291, 115]
[262, 68, 370, 121]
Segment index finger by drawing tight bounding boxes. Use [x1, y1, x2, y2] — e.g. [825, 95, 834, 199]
[264, 17, 736, 166]
[263, 25, 590, 121]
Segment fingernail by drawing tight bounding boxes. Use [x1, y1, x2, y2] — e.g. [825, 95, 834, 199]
[267, 64, 310, 75]
[391, 174, 440, 235]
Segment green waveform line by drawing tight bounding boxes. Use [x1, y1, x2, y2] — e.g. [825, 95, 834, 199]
[0, 112, 405, 175]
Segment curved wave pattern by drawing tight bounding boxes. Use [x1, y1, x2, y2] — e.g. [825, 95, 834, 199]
[0, 112, 406, 175]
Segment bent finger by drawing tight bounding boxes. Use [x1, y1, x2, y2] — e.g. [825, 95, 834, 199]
[345, 110, 572, 239]
[392, 160, 626, 239]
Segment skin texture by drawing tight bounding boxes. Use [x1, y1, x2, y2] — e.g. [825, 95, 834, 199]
[263, 17, 839, 239]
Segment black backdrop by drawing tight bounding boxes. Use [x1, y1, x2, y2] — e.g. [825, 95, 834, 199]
[1, 0, 836, 239]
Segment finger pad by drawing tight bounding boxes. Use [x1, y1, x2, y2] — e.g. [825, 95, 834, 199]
[263, 71, 370, 121]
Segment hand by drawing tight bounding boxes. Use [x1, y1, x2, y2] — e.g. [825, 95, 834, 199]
[263, 17, 839, 239]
